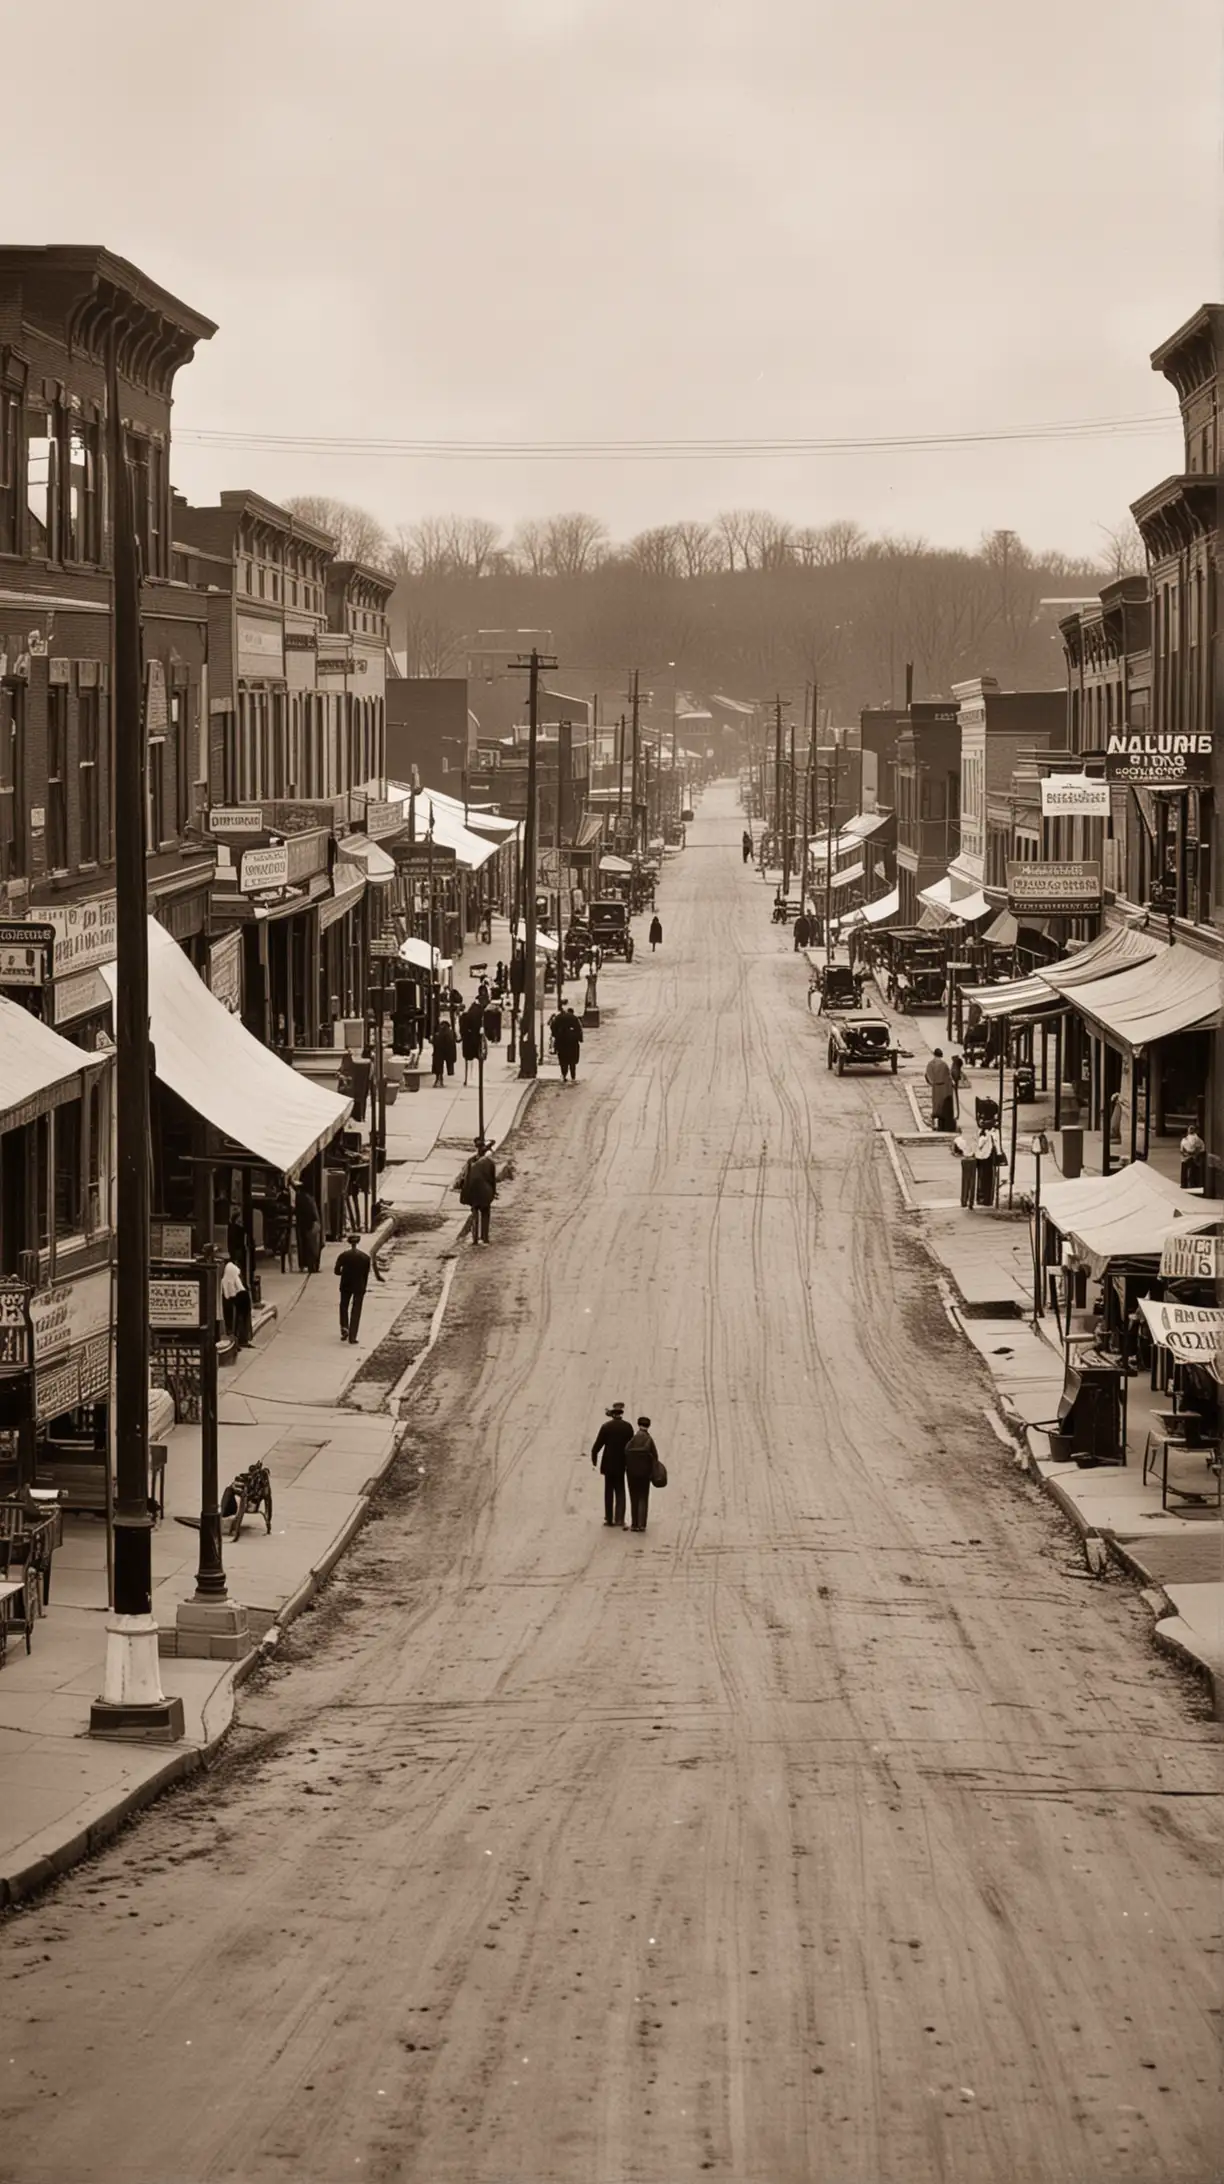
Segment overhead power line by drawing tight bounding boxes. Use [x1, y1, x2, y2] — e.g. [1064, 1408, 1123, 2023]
[175, 414, 1172, 463]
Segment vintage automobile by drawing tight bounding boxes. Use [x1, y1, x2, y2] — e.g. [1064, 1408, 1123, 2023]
[809, 961, 865, 1014]
[589, 898, 635, 960]
[826, 1012, 899, 1075]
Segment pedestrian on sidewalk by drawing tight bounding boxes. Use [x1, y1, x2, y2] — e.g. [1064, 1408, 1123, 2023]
[550, 1001, 584, 1081]
[950, 1052, 965, 1114]
[649, 914, 663, 952]
[625, 1416, 659, 1533]
[431, 1017, 457, 1087]
[294, 1185, 322, 1274]
[951, 1130, 977, 1209]
[742, 829, 752, 864]
[1180, 1125, 1206, 1190]
[334, 1230, 385, 1344]
[974, 1122, 1005, 1206]
[459, 1139, 499, 1244]
[459, 998, 485, 1086]
[220, 1255, 254, 1346]
[925, 1048, 957, 1132]
[793, 911, 810, 951]
[590, 1400, 633, 1527]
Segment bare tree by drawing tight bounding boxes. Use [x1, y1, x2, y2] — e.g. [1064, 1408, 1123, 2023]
[744, 511, 796, 571]
[446, 516, 502, 578]
[543, 511, 609, 577]
[626, 525, 683, 580]
[283, 496, 391, 568]
[793, 520, 866, 568]
[398, 609, 466, 678]
[674, 519, 725, 576]
[1097, 518, 1146, 581]
[512, 517, 551, 576]
[714, 509, 755, 572]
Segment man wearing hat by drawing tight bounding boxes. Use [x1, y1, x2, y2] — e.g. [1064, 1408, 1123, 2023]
[590, 1401, 634, 1529]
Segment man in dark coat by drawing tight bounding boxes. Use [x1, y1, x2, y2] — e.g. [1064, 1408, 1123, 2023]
[793, 911, 811, 952]
[431, 1017, 457, 1087]
[648, 914, 663, 951]
[462, 1140, 499, 1244]
[625, 1415, 659, 1534]
[549, 1001, 584, 1082]
[590, 1400, 633, 1528]
[294, 1185, 322, 1275]
[459, 997, 485, 1085]
[333, 1230, 385, 1343]
[742, 829, 752, 864]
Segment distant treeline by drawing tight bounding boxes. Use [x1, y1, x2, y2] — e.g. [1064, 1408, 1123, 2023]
[285, 496, 1142, 709]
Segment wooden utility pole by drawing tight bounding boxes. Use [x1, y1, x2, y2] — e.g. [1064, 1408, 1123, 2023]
[616, 713, 626, 830]
[629, 669, 642, 854]
[91, 331, 183, 1741]
[824, 734, 840, 968]
[513, 647, 557, 1078]
[773, 696, 783, 852]
[800, 683, 816, 922]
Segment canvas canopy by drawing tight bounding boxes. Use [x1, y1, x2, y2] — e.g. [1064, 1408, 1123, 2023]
[0, 992, 99, 1128]
[102, 920, 351, 1178]
[918, 875, 991, 924]
[1057, 945, 1221, 1052]
[1041, 1162, 1220, 1278]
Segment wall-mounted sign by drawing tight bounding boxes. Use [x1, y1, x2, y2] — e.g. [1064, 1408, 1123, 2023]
[240, 845, 290, 894]
[44, 896, 118, 976]
[151, 1222, 195, 1263]
[284, 631, 317, 651]
[236, 617, 285, 681]
[0, 1283, 32, 1372]
[285, 828, 331, 885]
[149, 1271, 206, 1332]
[362, 800, 401, 839]
[209, 806, 264, 836]
[30, 1269, 111, 1366]
[1040, 775, 1110, 817]
[36, 1355, 82, 1424]
[207, 929, 243, 1014]
[1106, 730, 1213, 787]
[316, 654, 353, 676]
[145, 658, 168, 739]
[54, 968, 109, 1026]
[1159, 1232, 1224, 1282]
[1006, 861, 1103, 916]
[393, 843, 457, 876]
[0, 921, 54, 989]
[265, 800, 336, 837]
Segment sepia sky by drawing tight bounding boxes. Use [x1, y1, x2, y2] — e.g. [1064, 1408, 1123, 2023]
[4, 0, 1219, 557]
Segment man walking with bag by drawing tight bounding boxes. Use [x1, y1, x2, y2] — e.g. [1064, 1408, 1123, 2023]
[590, 1400, 633, 1528]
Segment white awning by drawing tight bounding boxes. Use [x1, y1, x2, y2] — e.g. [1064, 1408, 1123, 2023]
[860, 886, 900, 928]
[388, 786, 500, 871]
[398, 936, 441, 972]
[1041, 1162, 1220, 1277]
[0, 993, 98, 1128]
[599, 854, 633, 875]
[338, 833, 396, 884]
[961, 974, 1058, 1020]
[1040, 925, 1161, 991]
[918, 876, 991, 924]
[318, 868, 366, 933]
[828, 861, 865, 893]
[843, 812, 889, 842]
[1139, 1299, 1224, 1383]
[101, 921, 351, 1178]
[1059, 945, 1222, 1052]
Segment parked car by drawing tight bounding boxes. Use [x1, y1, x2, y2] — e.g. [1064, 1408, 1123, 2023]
[589, 899, 635, 960]
[826, 1013, 899, 1075]
[810, 962, 865, 1014]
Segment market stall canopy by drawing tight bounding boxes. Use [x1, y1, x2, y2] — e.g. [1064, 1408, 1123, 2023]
[337, 833, 396, 884]
[0, 992, 102, 1127]
[1040, 924, 1161, 991]
[398, 936, 442, 972]
[1056, 944, 1222, 1052]
[827, 861, 865, 893]
[1041, 1162, 1220, 1278]
[1138, 1299, 1224, 1384]
[599, 854, 633, 874]
[961, 972, 1065, 1022]
[918, 876, 991, 925]
[102, 921, 351, 1178]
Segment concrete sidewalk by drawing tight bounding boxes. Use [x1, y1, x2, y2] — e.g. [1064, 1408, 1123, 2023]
[858, 961, 1224, 1712]
[0, 1039, 545, 1907]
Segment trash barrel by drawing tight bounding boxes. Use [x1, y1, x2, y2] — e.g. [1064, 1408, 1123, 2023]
[1060, 1124, 1084, 1180]
[1014, 1063, 1036, 1104]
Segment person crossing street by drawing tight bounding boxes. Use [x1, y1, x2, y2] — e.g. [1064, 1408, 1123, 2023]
[333, 1231, 385, 1344]
[590, 1400, 633, 1527]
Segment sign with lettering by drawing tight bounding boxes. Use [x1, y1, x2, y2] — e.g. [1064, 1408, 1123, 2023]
[30, 1270, 111, 1365]
[36, 1354, 81, 1424]
[1040, 775, 1111, 817]
[149, 1274, 205, 1331]
[0, 1283, 32, 1372]
[44, 896, 118, 976]
[236, 617, 284, 679]
[1006, 861, 1103, 916]
[54, 968, 109, 1026]
[1159, 1232, 1224, 1283]
[361, 800, 402, 839]
[0, 921, 54, 989]
[145, 658, 168, 739]
[151, 1222, 195, 1263]
[78, 1331, 110, 1403]
[208, 806, 264, 836]
[208, 929, 243, 1014]
[285, 828, 330, 885]
[393, 843, 457, 875]
[1138, 1298, 1224, 1376]
[240, 845, 291, 894]
[316, 654, 353, 676]
[1106, 729, 1213, 787]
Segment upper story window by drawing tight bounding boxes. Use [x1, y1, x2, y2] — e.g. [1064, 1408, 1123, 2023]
[25, 406, 55, 556]
[64, 417, 100, 563]
[125, 432, 166, 579]
[0, 390, 21, 554]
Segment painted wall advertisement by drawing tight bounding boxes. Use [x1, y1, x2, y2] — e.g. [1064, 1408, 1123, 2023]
[1040, 775, 1111, 817]
[1006, 860, 1103, 916]
[30, 1269, 112, 1422]
[1105, 729, 1213, 787]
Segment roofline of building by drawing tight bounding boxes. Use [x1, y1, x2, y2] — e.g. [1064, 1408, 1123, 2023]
[1149, 302, 1224, 378]
[0, 245, 216, 343]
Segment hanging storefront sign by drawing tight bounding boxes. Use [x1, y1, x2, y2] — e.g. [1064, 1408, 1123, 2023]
[43, 895, 117, 977]
[285, 828, 331, 884]
[0, 921, 54, 989]
[1040, 775, 1110, 817]
[1006, 861, 1103, 916]
[361, 799, 402, 839]
[1138, 1299, 1224, 1378]
[394, 843, 457, 876]
[1105, 729, 1213, 787]
[151, 1222, 195, 1263]
[207, 929, 243, 1013]
[0, 1283, 32, 1372]
[149, 1269, 206, 1332]
[240, 845, 291, 895]
[145, 658, 168, 738]
[1159, 1232, 1224, 1282]
[208, 807, 265, 837]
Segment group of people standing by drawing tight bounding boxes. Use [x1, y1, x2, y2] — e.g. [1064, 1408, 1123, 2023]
[590, 1403, 663, 1533]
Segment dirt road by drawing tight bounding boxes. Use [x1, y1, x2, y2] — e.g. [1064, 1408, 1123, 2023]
[2, 784, 1219, 2184]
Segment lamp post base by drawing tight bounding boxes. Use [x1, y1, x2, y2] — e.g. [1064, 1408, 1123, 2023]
[176, 1597, 251, 1661]
[90, 1614, 185, 1742]
[518, 1034, 538, 1079]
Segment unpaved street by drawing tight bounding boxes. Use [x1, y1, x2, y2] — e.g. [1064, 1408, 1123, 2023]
[2, 784, 1219, 2184]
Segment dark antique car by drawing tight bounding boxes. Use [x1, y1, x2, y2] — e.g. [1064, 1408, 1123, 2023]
[809, 961, 865, 1014]
[589, 899, 635, 960]
[826, 1013, 900, 1075]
